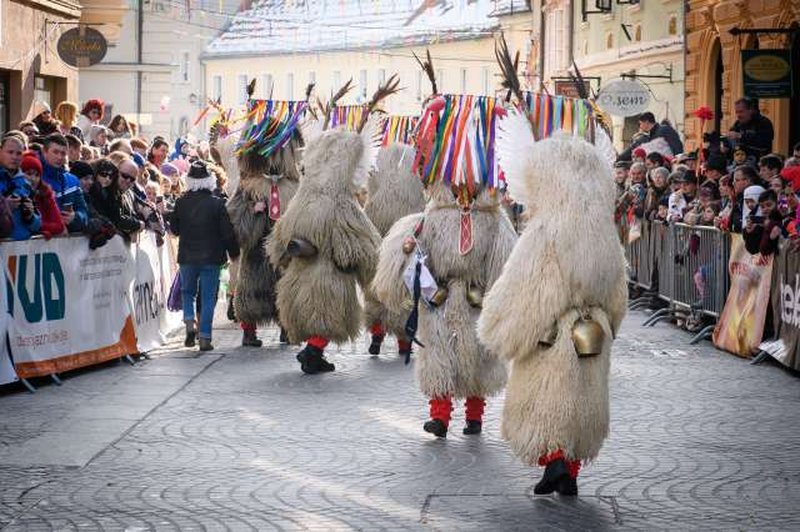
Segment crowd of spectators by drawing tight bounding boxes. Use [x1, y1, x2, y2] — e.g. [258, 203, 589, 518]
[0, 99, 229, 250]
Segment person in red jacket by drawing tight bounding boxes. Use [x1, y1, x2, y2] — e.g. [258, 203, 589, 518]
[20, 153, 65, 239]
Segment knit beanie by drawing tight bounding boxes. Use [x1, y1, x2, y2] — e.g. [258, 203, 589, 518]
[20, 154, 42, 176]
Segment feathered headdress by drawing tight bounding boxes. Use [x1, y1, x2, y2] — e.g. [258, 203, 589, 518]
[413, 49, 438, 96]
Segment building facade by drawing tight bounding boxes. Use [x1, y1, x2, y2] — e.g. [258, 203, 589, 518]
[201, 1, 534, 123]
[685, 0, 800, 155]
[0, 0, 82, 133]
[80, 0, 238, 140]
[559, 0, 685, 150]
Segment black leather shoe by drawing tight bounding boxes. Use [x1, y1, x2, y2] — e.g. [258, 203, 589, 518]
[226, 295, 236, 322]
[198, 338, 214, 352]
[423, 419, 448, 438]
[368, 334, 384, 355]
[279, 328, 289, 344]
[184, 323, 196, 348]
[534, 459, 570, 495]
[463, 420, 482, 435]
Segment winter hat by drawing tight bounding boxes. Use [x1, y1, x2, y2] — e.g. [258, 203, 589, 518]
[160, 162, 179, 177]
[781, 166, 800, 192]
[187, 160, 210, 180]
[131, 152, 146, 168]
[706, 156, 727, 174]
[70, 161, 94, 180]
[633, 147, 647, 159]
[32, 101, 51, 118]
[744, 185, 766, 203]
[20, 154, 42, 176]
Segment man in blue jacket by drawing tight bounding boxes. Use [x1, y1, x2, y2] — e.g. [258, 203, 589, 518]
[40, 134, 88, 233]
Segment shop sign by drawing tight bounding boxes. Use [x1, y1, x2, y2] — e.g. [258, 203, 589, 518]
[57, 27, 107, 68]
[554, 80, 591, 99]
[742, 49, 793, 98]
[596, 79, 650, 117]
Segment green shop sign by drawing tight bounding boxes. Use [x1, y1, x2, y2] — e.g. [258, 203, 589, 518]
[742, 49, 793, 99]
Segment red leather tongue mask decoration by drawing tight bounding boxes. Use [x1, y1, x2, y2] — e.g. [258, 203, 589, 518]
[269, 181, 281, 221]
[459, 209, 474, 256]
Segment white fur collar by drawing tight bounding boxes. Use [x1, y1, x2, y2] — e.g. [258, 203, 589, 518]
[186, 176, 216, 192]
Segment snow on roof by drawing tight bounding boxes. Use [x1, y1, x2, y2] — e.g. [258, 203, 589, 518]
[205, 0, 530, 58]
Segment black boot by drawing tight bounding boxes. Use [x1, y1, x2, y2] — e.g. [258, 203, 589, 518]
[463, 420, 482, 435]
[279, 328, 289, 344]
[534, 459, 570, 495]
[558, 476, 578, 496]
[423, 419, 448, 438]
[368, 334, 384, 355]
[226, 294, 236, 322]
[296, 345, 335, 374]
[184, 321, 197, 348]
[198, 338, 214, 352]
[242, 329, 263, 347]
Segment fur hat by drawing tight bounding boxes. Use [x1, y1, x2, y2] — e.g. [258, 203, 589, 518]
[131, 152, 146, 168]
[185, 160, 216, 192]
[160, 162, 178, 176]
[20, 154, 42, 175]
[32, 101, 51, 118]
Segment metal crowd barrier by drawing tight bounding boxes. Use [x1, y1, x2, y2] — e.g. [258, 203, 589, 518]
[623, 219, 731, 344]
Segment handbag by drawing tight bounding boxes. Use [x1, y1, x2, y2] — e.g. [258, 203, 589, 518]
[167, 271, 182, 312]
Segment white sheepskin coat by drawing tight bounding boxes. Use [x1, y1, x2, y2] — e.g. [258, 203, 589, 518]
[373, 182, 517, 400]
[363, 144, 426, 341]
[477, 132, 628, 465]
[266, 129, 381, 344]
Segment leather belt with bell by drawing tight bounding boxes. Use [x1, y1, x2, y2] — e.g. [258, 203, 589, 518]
[538, 313, 605, 358]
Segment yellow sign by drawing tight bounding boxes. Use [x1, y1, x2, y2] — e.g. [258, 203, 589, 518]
[744, 54, 790, 82]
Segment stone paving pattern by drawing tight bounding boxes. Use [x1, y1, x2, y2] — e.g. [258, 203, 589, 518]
[1, 310, 799, 531]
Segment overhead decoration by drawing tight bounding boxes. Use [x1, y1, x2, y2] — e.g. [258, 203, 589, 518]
[236, 99, 308, 158]
[381, 116, 419, 146]
[414, 94, 504, 207]
[519, 92, 596, 141]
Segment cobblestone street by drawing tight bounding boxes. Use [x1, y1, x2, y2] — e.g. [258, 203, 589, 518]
[1, 310, 799, 531]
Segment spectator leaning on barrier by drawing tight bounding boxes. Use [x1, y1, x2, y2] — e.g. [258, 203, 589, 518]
[90, 158, 143, 240]
[9, 156, 41, 240]
[1, 135, 32, 236]
[729, 166, 759, 234]
[668, 171, 698, 222]
[645, 167, 670, 221]
[21, 153, 64, 239]
[726, 98, 774, 160]
[40, 133, 89, 233]
[170, 160, 240, 352]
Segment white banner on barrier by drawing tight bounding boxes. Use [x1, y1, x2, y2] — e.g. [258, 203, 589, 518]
[132, 232, 182, 352]
[3, 236, 137, 379]
[0, 272, 17, 385]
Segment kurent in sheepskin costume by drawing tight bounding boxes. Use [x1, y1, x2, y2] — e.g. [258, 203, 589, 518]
[372, 92, 517, 438]
[363, 139, 426, 358]
[225, 101, 305, 346]
[267, 79, 396, 374]
[477, 109, 627, 496]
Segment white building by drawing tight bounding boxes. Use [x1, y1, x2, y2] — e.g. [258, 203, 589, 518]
[80, 0, 239, 140]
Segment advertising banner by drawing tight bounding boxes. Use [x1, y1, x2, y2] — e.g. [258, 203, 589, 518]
[3, 236, 136, 379]
[132, 232, 182, 352]
[759, 247, 800, 370]
[713, 235, 774, 357]
[0, 273, 16, 385]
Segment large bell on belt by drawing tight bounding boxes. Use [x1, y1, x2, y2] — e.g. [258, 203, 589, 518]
[429, 286, 449, 307]
[571, 317, 605, 358]
[465, 285, 483, 308]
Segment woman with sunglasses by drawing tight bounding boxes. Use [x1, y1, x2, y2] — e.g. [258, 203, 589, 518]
[90, 158, 144, 240]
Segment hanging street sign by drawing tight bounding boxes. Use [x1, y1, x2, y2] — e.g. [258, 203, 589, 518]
[596, 79, 650, 117]
[742, 49, 793, 99]
[57, 26, 108, 68]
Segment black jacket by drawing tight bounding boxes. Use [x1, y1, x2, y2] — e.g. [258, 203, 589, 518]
[730, 112, 774, 159]
[170, 189, 239, 265]
[91, 186, 142, 238]
[618, 121, 684, 161]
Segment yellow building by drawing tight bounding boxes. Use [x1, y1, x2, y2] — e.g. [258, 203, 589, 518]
[542, 0, 686, 150]
[685, 0, 800, 155]
[201, 1, 534, 122]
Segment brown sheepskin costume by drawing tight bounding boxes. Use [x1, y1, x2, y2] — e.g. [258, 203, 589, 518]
[477, 113, 627, 495]
[266, 123, 382, 372]
[227, 137, 302, 330]
[372, 146, 517, 438]
[363, 143, 426, 356]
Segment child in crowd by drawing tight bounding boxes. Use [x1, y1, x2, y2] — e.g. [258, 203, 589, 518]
[20, 153, 65, 239]
[10, 156, 41, 240]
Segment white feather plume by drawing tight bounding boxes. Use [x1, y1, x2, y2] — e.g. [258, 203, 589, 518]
[496, 108, 537, 204]
[299, 115, 324, 147]
[594, 126, 617, 170]
[353, 113, 381, 189]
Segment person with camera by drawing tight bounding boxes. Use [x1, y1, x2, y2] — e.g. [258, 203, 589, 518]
[0, 135, 38, 240]
[726, 98, 774, 160]
[744, 189, 783, 257]
[20, 153, 64, 239]
[39, 134, 88, 233]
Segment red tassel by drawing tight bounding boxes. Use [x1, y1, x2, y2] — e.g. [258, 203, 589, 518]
[268, 182, 281, 221]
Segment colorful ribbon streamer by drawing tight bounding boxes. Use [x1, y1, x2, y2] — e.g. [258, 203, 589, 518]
[236, 99, 308, 158]
[381, 115, 419, 146]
